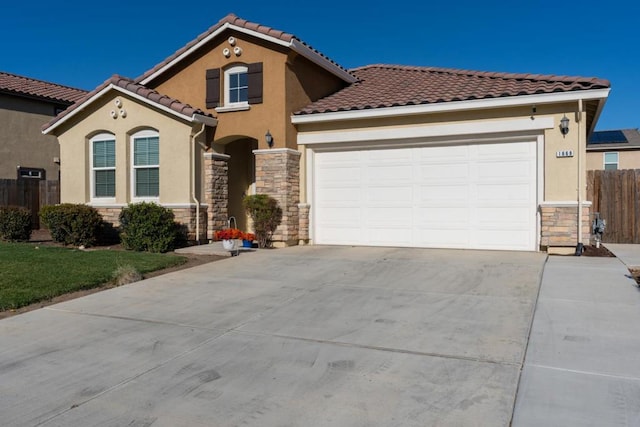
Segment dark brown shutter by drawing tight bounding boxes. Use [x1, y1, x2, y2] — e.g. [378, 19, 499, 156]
[247, 62, 263, 104]
[205, 68, 220, 108]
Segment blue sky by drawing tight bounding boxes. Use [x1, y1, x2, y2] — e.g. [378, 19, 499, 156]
[1, 1, 636, 130]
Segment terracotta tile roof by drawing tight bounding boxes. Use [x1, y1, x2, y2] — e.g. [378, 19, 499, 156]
[135, 13, 352, 84]
[295, 64, 611, 115]
[0, 71, 87, 104]
[43, 75, 215, 132]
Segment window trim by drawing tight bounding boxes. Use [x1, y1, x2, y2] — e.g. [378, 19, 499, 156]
[221, 65, 249, 109]
[17, 167, 45, 180]
[90, 133, 116, 203]
[130, 129, 160, 202]
[603, 152, 619, 170]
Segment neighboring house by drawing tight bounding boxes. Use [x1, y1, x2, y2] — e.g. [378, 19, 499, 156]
[43, 14, 610, 253]
[586, 129, 640, 170]
[0, 71, 86, 181]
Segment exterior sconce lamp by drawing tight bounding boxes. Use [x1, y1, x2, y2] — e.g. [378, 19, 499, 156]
[560, 114, 570, 137]
[265, 130, 273, 148]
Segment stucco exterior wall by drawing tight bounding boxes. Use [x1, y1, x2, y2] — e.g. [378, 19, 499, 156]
[152, 32, 289, 151]
[54, 91, 197, 205]
[587, 150, 640, 170]
[296, 102, 585, 204]
[0, 93, 63, 180]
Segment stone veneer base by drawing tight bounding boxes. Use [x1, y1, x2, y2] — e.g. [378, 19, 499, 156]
[540, 203, 591, 248]
[94, 206, 207, 242]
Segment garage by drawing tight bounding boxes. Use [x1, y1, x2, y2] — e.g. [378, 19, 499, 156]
[311, 140, 538, 251]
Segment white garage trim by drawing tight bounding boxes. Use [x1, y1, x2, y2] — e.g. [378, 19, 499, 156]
[298, 117, 554, 145]
[291, 89, 609, 124]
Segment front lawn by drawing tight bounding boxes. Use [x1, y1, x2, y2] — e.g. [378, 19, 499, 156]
[0, 242, 186, 311]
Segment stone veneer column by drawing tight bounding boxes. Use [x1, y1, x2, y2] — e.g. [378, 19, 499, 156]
[204, 152, 230, 240]
[298, 203, 310, 245]
[253, 148, 301, 246]
[540, 202, 591, 248]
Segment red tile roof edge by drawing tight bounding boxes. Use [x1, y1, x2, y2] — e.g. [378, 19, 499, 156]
[0, 71, 87, 104]
[43, 75, 214, 133]
[134, 13, 353, 84]
[349, 64, 611, 87]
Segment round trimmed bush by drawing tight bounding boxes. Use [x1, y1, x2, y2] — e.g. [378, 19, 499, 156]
[0, 206, 32, 241]
[39, 203, 102, 246]
[119, 202, 182, 253]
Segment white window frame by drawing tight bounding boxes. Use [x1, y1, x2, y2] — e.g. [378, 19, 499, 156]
[604, 152, 619, 170]
[90, 132, 116, 203]
[131, 129, 160, 202]
[218, 65, 250, 112]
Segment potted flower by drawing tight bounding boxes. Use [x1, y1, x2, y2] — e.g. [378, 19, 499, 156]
[242, 232, 255, 248]
[214, 228, 243, 251]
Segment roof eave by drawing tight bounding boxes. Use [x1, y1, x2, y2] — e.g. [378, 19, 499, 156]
[292, 88, 611, 125]
[139, 22, 355, 86]
[289, 39, 357, 84]
[43, 84, 213, 135]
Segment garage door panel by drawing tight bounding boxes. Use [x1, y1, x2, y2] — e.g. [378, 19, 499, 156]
[313, 141, 537, 251]
[419, 184, 469, 201]
[366, 186, 412, 203]
[477, 183, 533, 201]
[476, 230, 532, 250]
[416, 207, 468, 223]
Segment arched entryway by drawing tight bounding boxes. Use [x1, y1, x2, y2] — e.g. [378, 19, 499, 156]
[224, 137, 257, 232]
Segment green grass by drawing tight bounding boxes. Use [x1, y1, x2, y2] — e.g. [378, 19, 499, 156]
[0, 242, 186, 311]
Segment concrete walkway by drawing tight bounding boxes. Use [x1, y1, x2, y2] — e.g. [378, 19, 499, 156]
[512, 255, 640, 426]
[604, 243, 640, 268]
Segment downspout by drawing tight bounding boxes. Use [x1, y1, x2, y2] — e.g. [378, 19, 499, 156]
[576, 99, 584, 255]
[191, 123, 206, 244]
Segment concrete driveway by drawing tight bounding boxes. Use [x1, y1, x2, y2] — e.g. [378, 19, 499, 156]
[0, 246, 546, 426]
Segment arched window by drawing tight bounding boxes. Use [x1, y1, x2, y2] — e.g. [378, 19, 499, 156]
[131, 129, 159, 199]
[90, 132, 116, 200]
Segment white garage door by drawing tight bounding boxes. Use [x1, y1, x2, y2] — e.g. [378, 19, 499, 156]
[312, 141, 538, 251]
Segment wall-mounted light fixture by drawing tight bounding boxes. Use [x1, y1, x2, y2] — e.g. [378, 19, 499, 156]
[560, 114, 570, 137]
[265, 130, 273, 148]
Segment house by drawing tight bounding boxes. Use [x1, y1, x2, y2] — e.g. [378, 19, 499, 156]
[0, 71, 86, 181]
[586, 129, 640, 170]
[43, 14, 610, 253]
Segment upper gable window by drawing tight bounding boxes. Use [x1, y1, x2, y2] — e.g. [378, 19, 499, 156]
[207, 62, 263, 112]
[225, 65, 248, 106]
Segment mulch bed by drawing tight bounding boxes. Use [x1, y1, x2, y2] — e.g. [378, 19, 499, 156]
[581, 244, 615, 257]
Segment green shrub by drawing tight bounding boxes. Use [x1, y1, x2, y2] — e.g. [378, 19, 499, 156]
[119, 202, 182, 253]
[0, 206, 33, 241]
[39, 203, 103, 247]
[243, 194, 282, 248]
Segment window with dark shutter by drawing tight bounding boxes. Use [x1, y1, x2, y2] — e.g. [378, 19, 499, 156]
[205, 68, 220, 108]
[247, 62, 263, 104]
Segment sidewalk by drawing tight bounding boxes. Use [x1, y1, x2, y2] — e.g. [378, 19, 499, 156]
[512, 255, 640, 426]
[604, 243, 640, 268]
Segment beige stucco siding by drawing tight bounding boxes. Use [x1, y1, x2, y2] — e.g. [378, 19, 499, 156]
[0, 94, 61, 180]
[296, 102, 586, 203]
[55, 91, 196, 205]
[587, 150, 640, 170]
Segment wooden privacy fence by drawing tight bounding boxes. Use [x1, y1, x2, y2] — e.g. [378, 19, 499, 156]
[587, 169, 640, 243]
[0, 179, 59, 228]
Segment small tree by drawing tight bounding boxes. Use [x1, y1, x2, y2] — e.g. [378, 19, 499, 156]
[243, 194, 282, 248]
